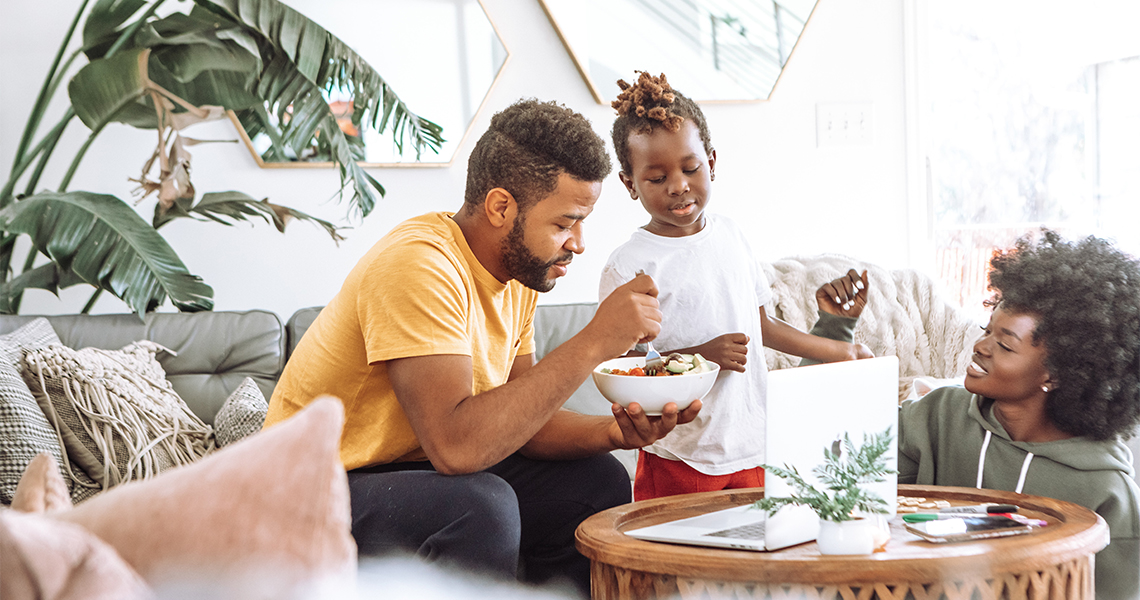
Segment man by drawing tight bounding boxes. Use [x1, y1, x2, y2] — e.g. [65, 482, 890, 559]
[264, 99, 700, 596]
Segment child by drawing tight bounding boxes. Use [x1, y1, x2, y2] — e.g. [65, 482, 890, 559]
[599, 71, 871, 501]
[811, 230, 1140, 600]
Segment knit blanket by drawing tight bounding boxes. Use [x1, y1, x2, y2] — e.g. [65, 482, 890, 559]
[760, 254, 983, 401]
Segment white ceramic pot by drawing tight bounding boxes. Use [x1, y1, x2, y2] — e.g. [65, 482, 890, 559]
[816, 518, 877, 555]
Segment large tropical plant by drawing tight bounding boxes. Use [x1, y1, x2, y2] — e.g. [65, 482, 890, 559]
[1, 0, 444, 316]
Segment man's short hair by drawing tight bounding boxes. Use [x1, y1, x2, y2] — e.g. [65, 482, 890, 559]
[464, 99, 612, 213]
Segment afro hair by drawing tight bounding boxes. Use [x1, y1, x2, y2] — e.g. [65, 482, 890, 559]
[610, 71, 713, 176]
[986, 229, 1140, 440]
[464, 99, 611, 214]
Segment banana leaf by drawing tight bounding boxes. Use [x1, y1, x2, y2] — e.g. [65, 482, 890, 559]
[154, 190, 344, 243]
[82, 0, 149, 57]
[0, 264, 88, 314]
[68, 48, 152, 131]
[0, 191, 214, 316]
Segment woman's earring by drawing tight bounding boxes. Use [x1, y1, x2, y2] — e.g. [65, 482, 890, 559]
[1041, 385, 1049, 393]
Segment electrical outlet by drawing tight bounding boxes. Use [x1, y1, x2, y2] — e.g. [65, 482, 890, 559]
[816, 103, 874, 147]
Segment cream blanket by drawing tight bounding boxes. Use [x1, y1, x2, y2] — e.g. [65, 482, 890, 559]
[760, 254, 983, 401]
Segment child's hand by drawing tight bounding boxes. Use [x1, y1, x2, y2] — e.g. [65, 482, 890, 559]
[816, 269, 868, 319]
[847, 342, 874, 360]
[695, 333, 749, 373]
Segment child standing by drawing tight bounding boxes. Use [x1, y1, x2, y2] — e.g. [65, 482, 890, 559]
[599, 72, 871, 501]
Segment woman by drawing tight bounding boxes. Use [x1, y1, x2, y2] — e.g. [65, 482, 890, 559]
[897, 230, 1140, 600]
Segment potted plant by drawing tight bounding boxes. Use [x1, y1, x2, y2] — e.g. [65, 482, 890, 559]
[754, 427, 896, 554]
[1, 0, 445, 317]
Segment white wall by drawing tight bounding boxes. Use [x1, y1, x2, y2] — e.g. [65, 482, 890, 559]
[0, 0, 911, 319]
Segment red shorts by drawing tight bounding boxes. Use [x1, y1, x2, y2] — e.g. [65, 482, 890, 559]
[634, 450, 765, 501]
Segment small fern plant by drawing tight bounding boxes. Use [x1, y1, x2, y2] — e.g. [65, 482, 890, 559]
[754, 427, 896, 523]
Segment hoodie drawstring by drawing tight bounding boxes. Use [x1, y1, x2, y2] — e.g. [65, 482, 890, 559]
[1015, 452, 1035, 494]
[976, 429, 1036, 493]
[976, 430, 992, 488]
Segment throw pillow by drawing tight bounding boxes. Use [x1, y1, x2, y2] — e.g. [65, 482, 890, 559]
[0, 318, 99, 506]
[0, 510, 151, 600]
[22, 340, 214, 491]
[213, 377, 268, 447]
[10, 452, 71, 514]
[52, 396, 355, 591]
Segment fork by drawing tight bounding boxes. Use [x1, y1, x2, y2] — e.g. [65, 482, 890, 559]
[634, 269, 665, 370]
[644, 340, 664, 370]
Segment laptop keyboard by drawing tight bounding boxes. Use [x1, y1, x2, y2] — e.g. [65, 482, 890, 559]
[707, 520, 767, 540]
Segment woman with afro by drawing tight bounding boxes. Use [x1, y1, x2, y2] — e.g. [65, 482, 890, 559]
[877, 230, 1138, 599]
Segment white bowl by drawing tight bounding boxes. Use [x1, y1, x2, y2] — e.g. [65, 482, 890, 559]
[591, 356, 720, 416]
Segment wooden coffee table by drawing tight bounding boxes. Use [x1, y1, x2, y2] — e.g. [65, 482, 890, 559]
[576, 485, 1108, 600]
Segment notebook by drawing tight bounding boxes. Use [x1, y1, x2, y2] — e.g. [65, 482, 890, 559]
[623, 355, 900, 551]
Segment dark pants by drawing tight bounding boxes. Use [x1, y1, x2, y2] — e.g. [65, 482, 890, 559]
[347, 451, 630, 597]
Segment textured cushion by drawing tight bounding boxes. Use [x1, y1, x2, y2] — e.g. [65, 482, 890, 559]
[22, 341, 213, 490]
[213, 377, 268, 447]
[53, 396, 355, 590]
[0, 319, 83, 505]
[0, 509, 151, 600]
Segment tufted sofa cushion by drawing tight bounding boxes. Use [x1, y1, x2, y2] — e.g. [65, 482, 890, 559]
[0, 311, 284, 425]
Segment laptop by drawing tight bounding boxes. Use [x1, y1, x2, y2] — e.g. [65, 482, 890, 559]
[624, 355, 900, 551]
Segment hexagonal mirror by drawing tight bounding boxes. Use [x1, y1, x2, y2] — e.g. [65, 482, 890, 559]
[234, 0, 507, 166]
[539, 0, 818, 103]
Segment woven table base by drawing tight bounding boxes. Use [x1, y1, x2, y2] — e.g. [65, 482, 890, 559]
[591, 556, 1094, 600]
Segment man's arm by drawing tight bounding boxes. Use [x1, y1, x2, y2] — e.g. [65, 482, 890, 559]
[387, 274, 699, 475]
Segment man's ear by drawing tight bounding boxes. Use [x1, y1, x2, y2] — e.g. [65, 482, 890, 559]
[708, 149, 717, 181]
[483, 187, 517, 229]
[618, 172, 637, 200]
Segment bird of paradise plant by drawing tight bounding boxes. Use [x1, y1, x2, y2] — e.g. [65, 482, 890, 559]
[0, 0, 444, 316]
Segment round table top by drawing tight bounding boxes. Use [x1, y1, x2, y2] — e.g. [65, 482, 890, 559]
[575, 485, 1109, 584]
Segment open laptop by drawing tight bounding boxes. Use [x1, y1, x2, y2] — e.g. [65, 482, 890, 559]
[624, 355, 899, 551]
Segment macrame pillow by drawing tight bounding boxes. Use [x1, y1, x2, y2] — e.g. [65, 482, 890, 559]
[21, 341, 214, 493]
[213, 377, 268, 447]
[0, 319, 99, 506]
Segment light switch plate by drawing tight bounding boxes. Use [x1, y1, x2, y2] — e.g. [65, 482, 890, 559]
[816, 103, 874, 147]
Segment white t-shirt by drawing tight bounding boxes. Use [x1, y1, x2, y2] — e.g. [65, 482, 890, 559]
[598, 213, 771, 475]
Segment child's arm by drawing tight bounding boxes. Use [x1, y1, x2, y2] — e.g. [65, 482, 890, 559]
[649, 333, 751, 373]
[762, 270, 873, 363]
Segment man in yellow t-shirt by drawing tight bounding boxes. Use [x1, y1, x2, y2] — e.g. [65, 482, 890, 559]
[264, 99, 701, 597]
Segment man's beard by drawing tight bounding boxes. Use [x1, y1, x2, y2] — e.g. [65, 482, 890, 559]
[501, 217, 569, 293]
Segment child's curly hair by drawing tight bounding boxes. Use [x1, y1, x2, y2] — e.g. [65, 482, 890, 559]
[986, 229, 1140, 440]
[465, 98, 611, 213]
[610, 71, 713, 175]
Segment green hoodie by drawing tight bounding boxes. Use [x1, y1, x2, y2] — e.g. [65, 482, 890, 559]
[899, 388, 1140, 600]
[808, 312, 1140, 599]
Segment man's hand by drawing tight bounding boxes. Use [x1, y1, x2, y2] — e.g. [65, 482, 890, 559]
[816, 269, 868, 319]
[585, 272, 662, 361]
[608, 400, 702, 450]
[694, 333, 749, 373]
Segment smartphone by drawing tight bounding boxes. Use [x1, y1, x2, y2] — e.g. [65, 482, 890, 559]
[904, 515, 1036, 543]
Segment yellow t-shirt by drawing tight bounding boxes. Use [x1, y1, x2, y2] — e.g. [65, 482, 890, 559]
[264, 212, 538, 469]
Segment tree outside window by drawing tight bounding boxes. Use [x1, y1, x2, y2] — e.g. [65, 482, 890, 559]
[923, 0, 1140, 315]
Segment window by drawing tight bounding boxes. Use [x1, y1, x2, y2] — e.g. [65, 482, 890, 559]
[917, 0, 1140, 315]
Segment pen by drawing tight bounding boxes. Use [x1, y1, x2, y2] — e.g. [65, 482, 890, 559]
[939, 504, 1018, 514]
[994, 513, 1048, 527]
[902, 513, 962, 522]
